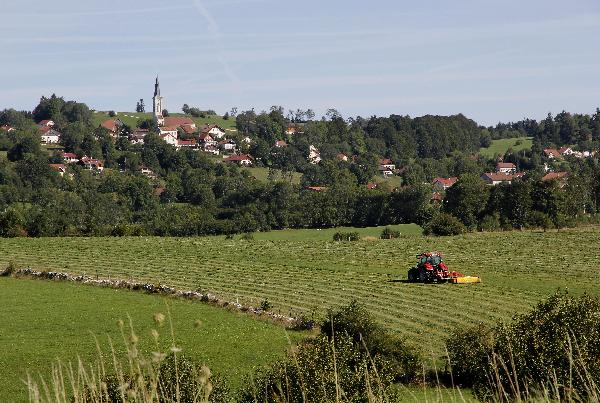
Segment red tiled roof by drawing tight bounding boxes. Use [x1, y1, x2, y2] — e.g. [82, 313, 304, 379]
[481, 172, 521, 182]
[164, 117, 195, 127]
[497, 162, 516, 169]
[180, 125, 196, 134]
[275, 140, 287, 146]
[305, 186, 327, 192]
[432, 177, 458, 187]
[159, 126, 178, 132]
[431, 192, 443, 201]
[226, 154, 252, 162]
[379, 158, 393, 165]
[49, 163, 66, 171]
[101, 120, 118, 132]
[39, 126, 52, 134]
[366, 182, 378, 189]
[38, 119, 54, 126]
[544, 148, 560, 156]
[542, 172, 569, 181]
[61, 152, 78, 159]
[177, 139, 197, 146]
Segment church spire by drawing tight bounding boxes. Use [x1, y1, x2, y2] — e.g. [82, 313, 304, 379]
[154, 76, 160, 97]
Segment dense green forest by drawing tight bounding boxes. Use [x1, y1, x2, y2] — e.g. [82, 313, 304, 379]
[1, 95, 600, 237]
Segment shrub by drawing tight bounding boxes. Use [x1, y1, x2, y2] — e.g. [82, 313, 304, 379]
[478, 214, 501, 232]
[259, 299, 272, 311]
[321, 300, 421, 383]
[446, 292, 600, 400]
[380, 227, 401, 239]
[424, 213, 466, 236]
[239, 334, 394, 403]
[108, 110, 116, 117]
[332, 231, 360, 241]
[240, 232, 254, 241]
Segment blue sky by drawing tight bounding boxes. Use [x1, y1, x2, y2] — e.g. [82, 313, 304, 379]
[1, 0, 599, 125]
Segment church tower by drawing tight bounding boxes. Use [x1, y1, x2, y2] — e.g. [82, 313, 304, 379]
[152, 76, 164, 126]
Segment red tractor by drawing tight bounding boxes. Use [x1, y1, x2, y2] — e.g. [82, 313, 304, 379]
[407, 252, 481, 284]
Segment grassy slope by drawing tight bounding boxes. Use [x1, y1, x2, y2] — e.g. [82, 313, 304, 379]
[243, 167, 302, 185]
[91, 111, 237, 132]
[0, 277, 303, 401]
[479, 136, 533, 158]
[1, 227, 599, 358]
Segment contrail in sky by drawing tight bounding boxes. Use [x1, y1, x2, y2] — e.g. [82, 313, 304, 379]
[191, 0, 242, 103]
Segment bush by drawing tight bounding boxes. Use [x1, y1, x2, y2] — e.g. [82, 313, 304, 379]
[332, 231, 360, 241]
[240, 232, 254, 241]
[446, 292, 600, 400]
[478, 214, 501, 232]
[259, 299, 272, 311]
[239, 334, 394, 403]
[424, 213, 466, 236]
[108, 110, 116, 117]
[380, 227, 401, 239]
[321, 300, 421, 383]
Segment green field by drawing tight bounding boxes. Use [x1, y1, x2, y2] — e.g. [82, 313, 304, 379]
[2, 226, 598, 361]
[91, 111, 237, 132]
[252, 224, 422, 241]
[479, 136, 533, 158]
[0, 277, 303, 401]
[243, 167, 303, 185]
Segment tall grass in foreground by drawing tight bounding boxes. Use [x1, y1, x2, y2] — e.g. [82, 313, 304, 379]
[24, 294, 600, 402]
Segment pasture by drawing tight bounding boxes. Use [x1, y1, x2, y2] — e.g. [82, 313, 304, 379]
[479, 136, 533, 157]
[0, 277, 304, 402]
[1, 226, 598, 361]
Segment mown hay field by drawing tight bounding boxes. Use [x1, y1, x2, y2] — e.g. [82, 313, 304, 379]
[0, 277, 303, 402]
[1, 227, 597, 358]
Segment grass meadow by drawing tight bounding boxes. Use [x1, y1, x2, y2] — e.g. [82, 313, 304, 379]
[91, 111, 237, 132]
[479, 136, 533, 158]
[0, 277, 304, 401]
[2, 226, 599, 362]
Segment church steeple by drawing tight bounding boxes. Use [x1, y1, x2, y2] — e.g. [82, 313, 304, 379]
[152, 76, 164, 126]
[154, 76, 160, 97]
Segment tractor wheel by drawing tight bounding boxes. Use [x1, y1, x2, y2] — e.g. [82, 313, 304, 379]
[419, 270, 428, 283]
[407, 268, 418, 282]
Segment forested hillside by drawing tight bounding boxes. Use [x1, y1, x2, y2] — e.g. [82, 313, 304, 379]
[1, 95, 600, 237]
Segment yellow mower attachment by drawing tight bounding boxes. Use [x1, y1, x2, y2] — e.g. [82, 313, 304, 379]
[451, 276, 481, 284]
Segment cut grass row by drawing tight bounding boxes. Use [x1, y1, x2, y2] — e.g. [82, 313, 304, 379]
[0, 277, 304, 402]
[2, 227, 598, 359]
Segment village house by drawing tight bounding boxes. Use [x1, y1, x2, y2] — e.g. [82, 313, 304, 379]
[305, 186, 327, 192]
[38, 119, 55, 127]
[226, 154, 253, 166]
[542, 171, 569, 187]
[100, 119, 122, 137]
[496, 162, 517, 174]
[164, 116, 196, 131]
[0, 124, 15, 132]
[40, 127, 61, 144]
[61, 152, 79, 164]
[308, 145, 321, 164]
[49, 164, 67, 177]
[199, 132, 217, 147]
[481, 172, 525, 185]
[274, 140, 287, 148]
[201, 124, 226, 140]
[559, 146, 573, 156]
[130, 129, 149, 145]
[337, 153, 349, 162]
[285, 124, 303, 136]
[432, 177, 458, 191]
[80, 157, 104, 172]
[219, 139, 237, 153]
[378, 158, 396, 177]
[159, 128, 178, 146]
[543, 148, 560, 159]
[176, 139, 198, 149]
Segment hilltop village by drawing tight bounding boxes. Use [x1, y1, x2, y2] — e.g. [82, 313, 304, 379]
[1, 79, 600, 236]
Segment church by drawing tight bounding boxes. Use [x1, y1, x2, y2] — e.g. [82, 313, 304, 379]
[152, 77, 197, 135]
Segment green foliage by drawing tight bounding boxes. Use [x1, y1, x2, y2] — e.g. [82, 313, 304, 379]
[380, 226, 401, 239]
[424, 213, 466, 236]
[447, 292, 600, 400]
[321, 300, 422, 383]
[443, 174, 489, 229]
[332, 231, 360, 241]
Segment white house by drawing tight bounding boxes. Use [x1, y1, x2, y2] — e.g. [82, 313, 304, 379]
[378, 158, 396, 171]
[226, 154, 253, 166]
[159, 127, 178, 146]
[432, 177, 458, 191]
[496, 162, 517, 174]
[308, 145, 321, 164]
[201, 124, 226, 140]
[80, 157, 104, 172]
[219, 139, 237, 153]
[40, 128, 61, 144]
[61, 152, 79, 164]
